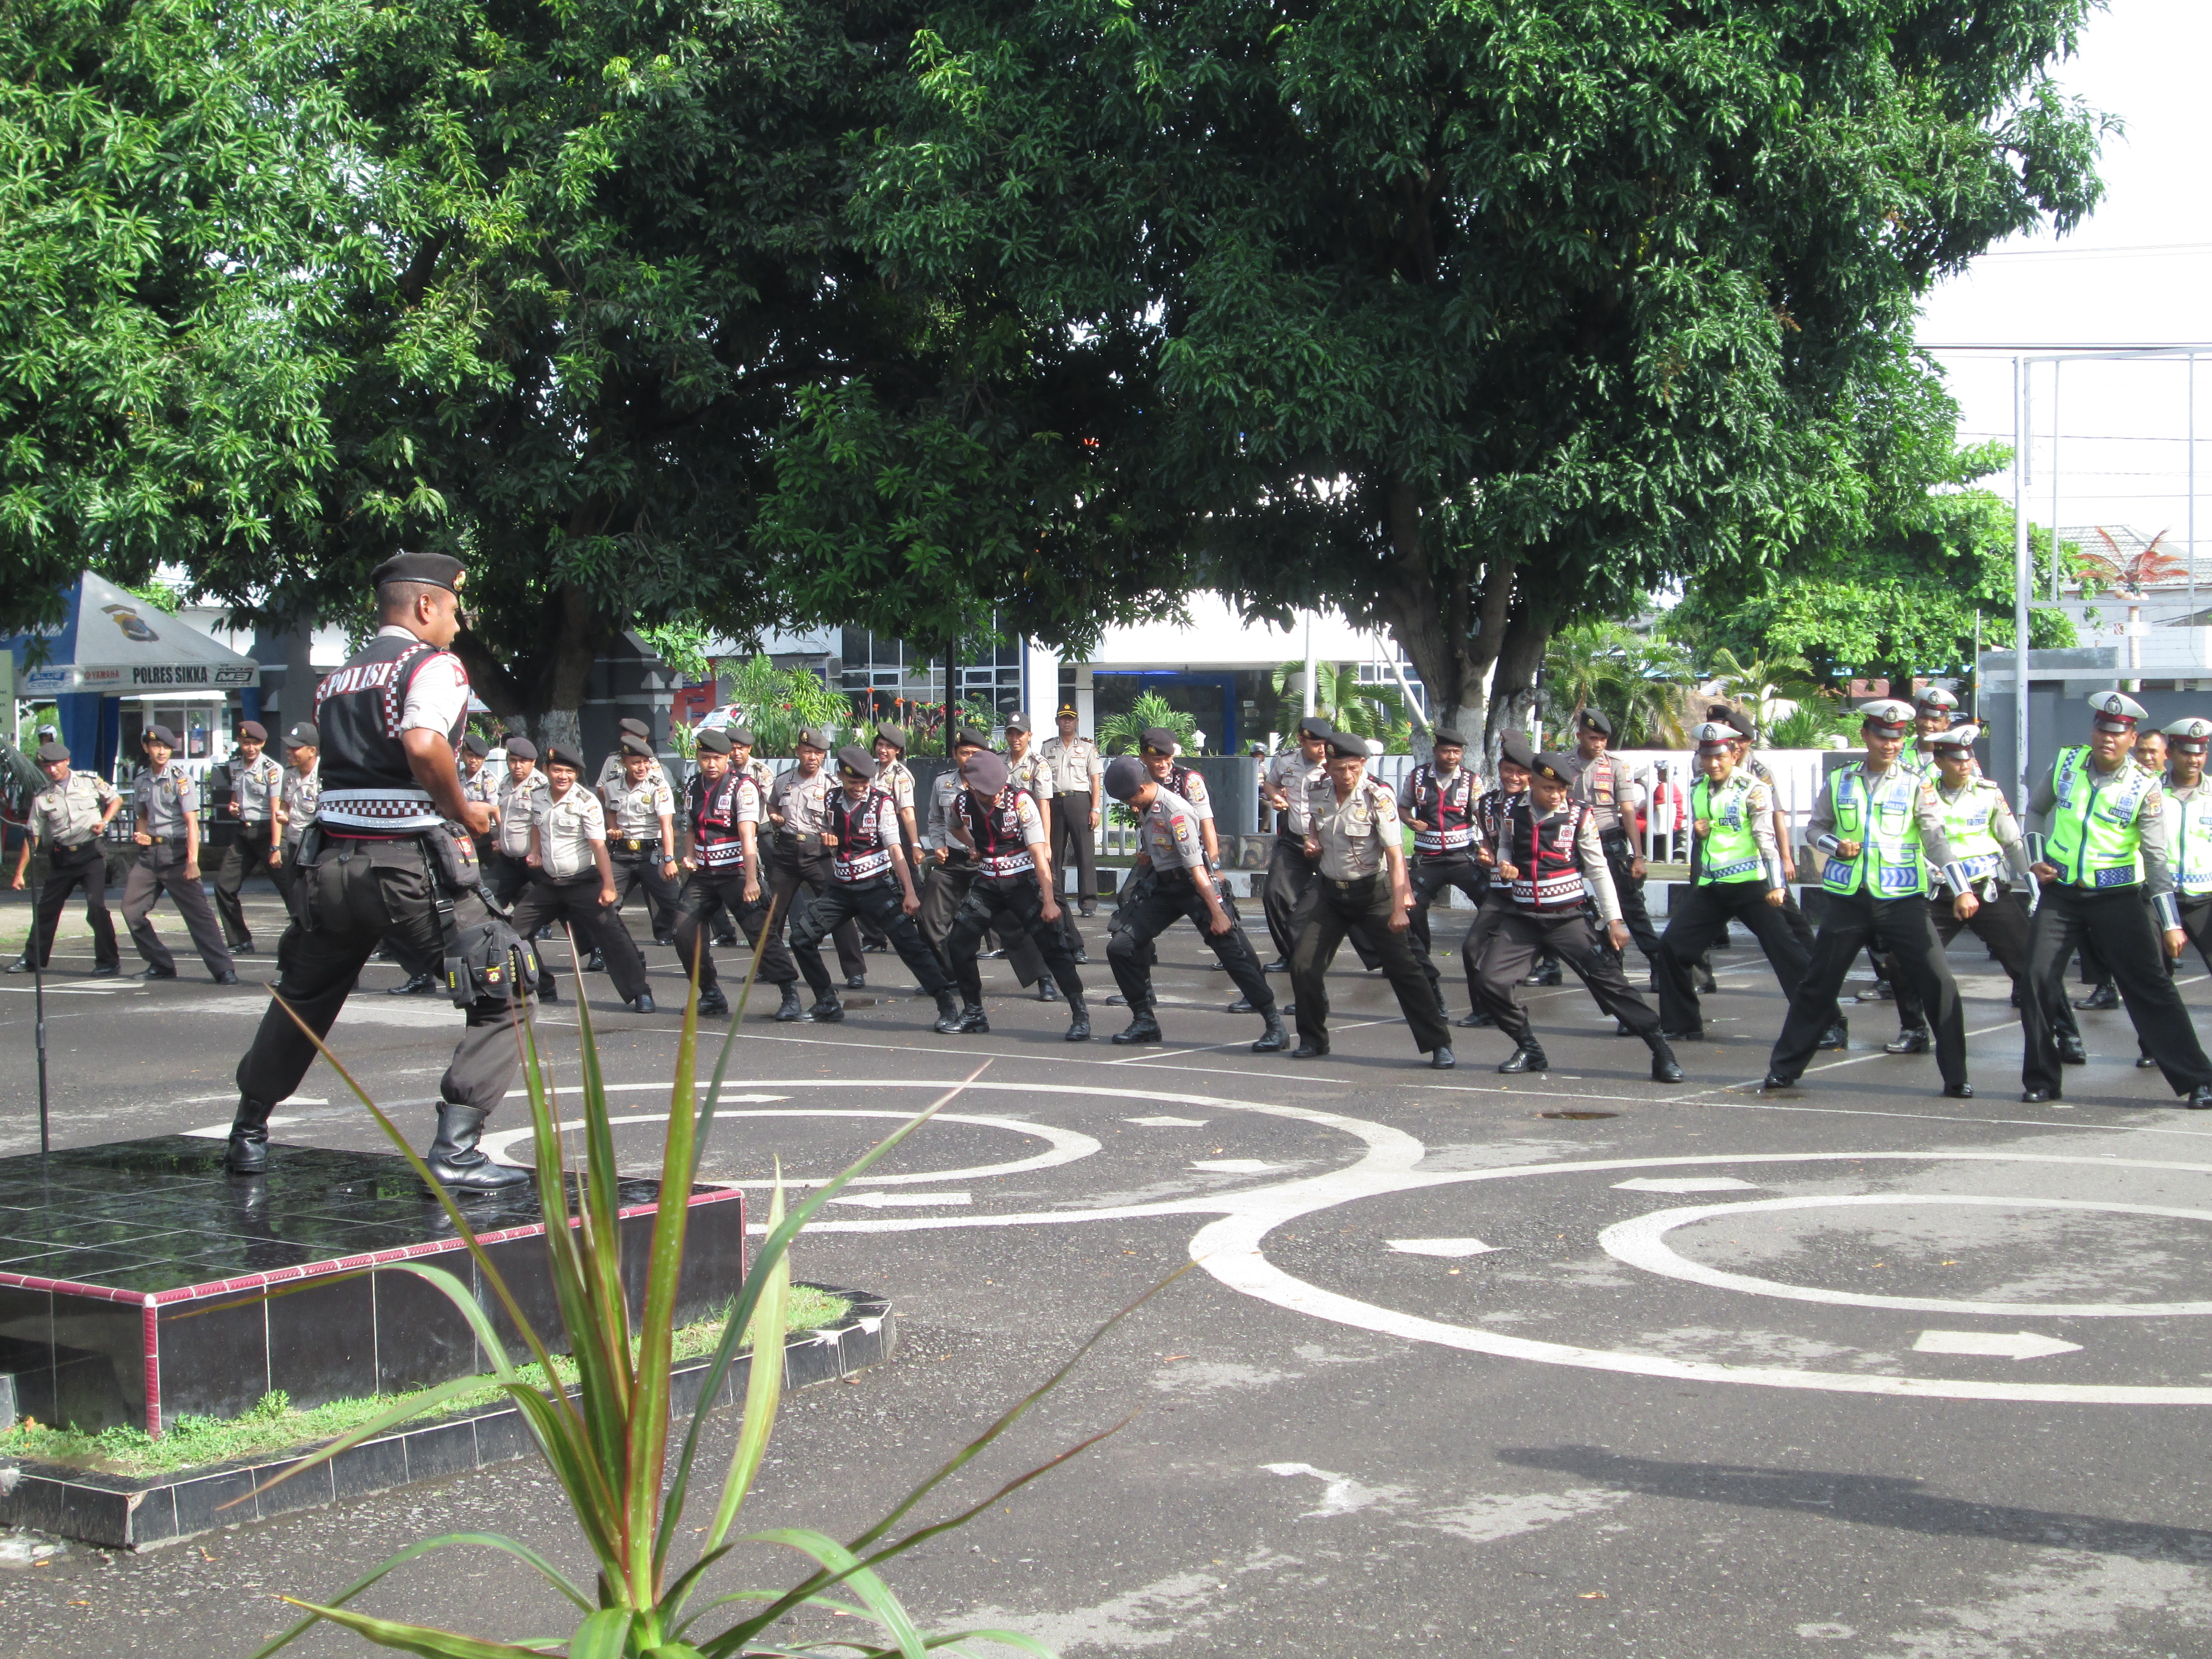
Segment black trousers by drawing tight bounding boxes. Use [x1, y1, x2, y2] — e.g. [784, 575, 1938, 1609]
[1458, 888, 1524, 1018]
[946, 874, 1084, 1005]
[1108, 868, 1274, 1016]
[486, 850, 533, 907]
[24, 842, 119, 969]
[920, 860, 1049, 985]
[1891, 890, 2080, 1043]
[1600, 830, 1662, 961]
[122, 842, 234, 977]
[672, 866, 797, 992]
[793, 875, 950, 997]
[607, 845, 681, 940]
[769, 842, 866, 981]
[1770, 889, 1966, 1089]
[1656, 881, 1812, 1034]
[235, 837, 518, 1114]
[1407, 855, 1487, 1005]
[1475, 907, 1663, 1042]
[1050, 791, 1097, 912]
[1288, 873, 1450, 1053]
[212, 822, 276, 946]
[1264, 836, 1383, 971]
[507, 872, 651, 1003]
[2023, 883, 2212, 1096]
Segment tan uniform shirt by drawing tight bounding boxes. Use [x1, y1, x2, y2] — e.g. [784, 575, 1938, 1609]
[1039, 734, 1103, 796]
[219, 752, 286, 823]
[876, 757, 916, 818]
[924, 770, 965, 855]
[603, 770, 677, 841]
[1266, 752, 1326, 837]
[32, 773, 119, 848]
[133, 763, 199, 838]
[768, 766, 835, 836]
[533, 784, 607, 880]
[460, 761, 501, 811]
[1138, 785, 1208, 873]
[1305, 773, 1402, 880]
[1563, 751, 1648, 835]
[1008, 748, 1055, 802]
[497, 770, 549, 857]
[280, 763, 322, 849]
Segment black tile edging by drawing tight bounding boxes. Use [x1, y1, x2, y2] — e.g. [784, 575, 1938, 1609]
[0, 1286, 893, 1551]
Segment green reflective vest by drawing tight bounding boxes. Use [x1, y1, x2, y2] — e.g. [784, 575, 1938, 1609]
[1692, 773, 1765, 885]
[2169, 785, 2212, 898]
[2045, 747, 2152, 890]
[1930, 781, 2008, 889]
[1821, 763, 1928, 899]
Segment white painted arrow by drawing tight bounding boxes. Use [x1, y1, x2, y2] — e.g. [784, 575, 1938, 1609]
[1612, 1177, 1759, 1194]
[829, 1191, 973, 1208]
[1388, 1238, 1499, 1258]
[1125, 1115, 1209, 1127]
[1193, 1159, 1274, 1173]
[1913, 1330, 2084, 1360]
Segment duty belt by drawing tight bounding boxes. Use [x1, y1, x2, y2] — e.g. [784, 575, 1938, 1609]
[1704, 855, 1763, 882]
[1413, 827, 1474, 854]
[613, 837, 662, 854]
[835, 849, 893, 882]
[980, 851, 1036, 876]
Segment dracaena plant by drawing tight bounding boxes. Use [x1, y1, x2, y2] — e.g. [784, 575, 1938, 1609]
[239, 928, 1156, 1658]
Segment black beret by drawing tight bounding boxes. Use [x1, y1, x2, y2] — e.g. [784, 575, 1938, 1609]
[144, 723, 176, 746]
[238, 719, 268, 743]
[1719, 707, 1756, 740]
[874, 722, 908, 752]
[285, 722, 319, 749]
[619, 735, 652, 757]
[1431, 727, 1466, 748]
[36, 740, 68, 764]
[694, 728, 732, 755]
[1323, 730, 1368, 760]
[1531, 750, 1575, 783]
[961, 751, 1010, 795]
[1103, 756, 1149, 802]
[727, 724, 756, 747]
[618, 718, 651, 739]
[794, 726, 832, 752]
[1296, 715, 1332, 740]
[461, 733, 490, 757]
[1497, 733, 1537, 771]
[370, 550, 466, 594]
[953, 725, 992, 750]
[835, 744, 878, 779]
[1577, 708, 1613, 736]
[545, 744, 584, 771]
[503, 736, 537, 761]
[1141, 726, 1181, 755]
[1005, 711, 1031, 734]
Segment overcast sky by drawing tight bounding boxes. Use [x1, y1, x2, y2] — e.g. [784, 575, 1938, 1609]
[1917, 0, 2212, 559]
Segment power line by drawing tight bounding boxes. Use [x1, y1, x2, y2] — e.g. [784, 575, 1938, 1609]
[1972, 241, 2212, 262]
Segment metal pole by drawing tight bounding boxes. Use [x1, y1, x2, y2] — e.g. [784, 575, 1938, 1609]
[2050, 361, 2061, 600]
[2191, 353, 2199, 661]
[1302, 612, 1317, 719]
[2015, 356, 2032, 810]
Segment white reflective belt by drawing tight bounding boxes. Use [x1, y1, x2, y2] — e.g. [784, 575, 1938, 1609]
[318, 787, 442, 831]
[836, 849, 893, 881]
[981, 852, 1036, 876]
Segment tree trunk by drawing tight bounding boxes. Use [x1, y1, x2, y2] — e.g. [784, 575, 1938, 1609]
[1488, 611, 1556, 749]
[1370, 476, 1518, 767]
[452, 580, 602, 754]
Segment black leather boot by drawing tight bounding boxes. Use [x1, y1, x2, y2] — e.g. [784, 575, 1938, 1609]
[956, 1003, 990, 1034]
[226, 1097, 277, 1175]
[1064, 996, 1091, 1041]
[1498, 1041, 1548, 1074]
[1884, 1025, 1933, 1056]
[1816, 1021, 1849, 1051]
[1252, 1010, 1289, 1053]
[1454, 1008, 1495, 1028]
[1112, 1010, 1163, 1046]
[2058, 1032, 2088, 1065]
[696, 985, 730, 1018]
[933, 987, 965, 1033]
[425, 1103, 531, 1190]
[774, 983, 810, 1022]
[388, 970, 439, 996]
[1646, 1034, 1683, 1083]
[1037, 977, 1061, 1003]
[809, 990, 845, 1023]
[584, 949, 606, 973]
[2076, 981, 2119, 1010]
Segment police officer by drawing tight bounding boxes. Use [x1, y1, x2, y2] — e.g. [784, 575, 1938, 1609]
[458, 733, 502, 871]
[1006, 712, 1082, 966]
[1473, 751, 1682, 1082]
[1711, 705, 1830, 1036]
[510, 744, 656, 1011]
[601, 734, 681, 947]
[1762, 700, 1972, 1098]
[121, 723, 239, 984]
[1399, 727, 1485, 1016]
[1450, 733, 1538, 1029]
[2020, 691, 2212, 1106]
[789, 745, 962, 1030]
[767, 728, 868, 988]
[489, 737, 547, 905]
[1563, 709, 1661, 968]
[671, 727, 805, 1021]
[942, 749, 1090, 1038]
[210, 719, 286, 952]
[7, 741, 121, 975]
[2145, 717, 2212, 1069]
[1286, 729, 1453, 1066]
[1259, 717, 1331, 972]
[1653, 723, 1808, 1039]
[1907, 686, 1960, 773]
[1101, 755, 1287, 1051]
[270, 723, 322, 909]
[918, 726, 992, 949]
[228, 552, 527, 1186]
[1039, 705, 1104, 918]
[860, 722, 923, 954]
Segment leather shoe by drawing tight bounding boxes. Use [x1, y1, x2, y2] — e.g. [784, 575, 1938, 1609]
[846, 972, 867, 989]
[1227, 996, 1257, 1014]
[955, 1004, 990, 1034]
[808, 992, 844, 1022]
[137, 964, 177, 981]
[2189, 1086, 2212, 1110]
[231, 938, 255, 956]
[1290, 1040, 1330, 1059]
[1252, 1011, 1289, 1053]
[1112, 1012, 1163, 1046]
[1944, 1082, 1974, 1099]
[1885, 1027, 1932, 1056]
[1815, 1023, 1849, 1052]
[1264, 959, 1290, 974]
[1430, 1046, 1455, 1070]
[90, 962, 120, 977]
[2058, 1034, 2088, 1065]
[1498, 1044, 1547, 1074]
[2075, 982, 2120, 1010]
[388, 971, 438, 996]
[1455, 1009, 1495, 1028]
[1036, 977, 1061, 1002]
[696, 986, 730, 1018]
[2138, 1053, 2160, 1070]
[2021, 1088, 2060, 1104]
[1074, 949, 1091, 965]
[584, 949, 606, 973]
[628, 990, 658, 1014]
[1662, 1027, 1704, 1042]
[4, 959, 30, 974]
[214, 969, 241, 986]
[1760, 1073, 1796, 1091]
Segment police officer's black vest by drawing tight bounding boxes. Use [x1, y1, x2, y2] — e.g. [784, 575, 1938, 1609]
[314, 633, 464, 834]
[688, 771, 751, 871]
[1406, 764, 1477, 857]
[828, 787, 897, 882]
[1506, 801, 1594, 912]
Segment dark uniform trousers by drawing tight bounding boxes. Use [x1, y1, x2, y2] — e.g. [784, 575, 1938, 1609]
[24, 842, 119, 969]
[122, 841, 235, 977]
[1599, 830, 1663, 961]
[946, 874, 1084, 1005]
[507, 872, 652, 1003]
[920, 860, 1050, 986]
[1109, 869, 1275, 1014]
[1891, 889, 2081, 1044]
[1407, 855, 1486, 1008]
[1770, 890, 1966, 1089]
[1475, 907, 1664, 1043]
[793, 876, 950, 998]
[1457, 887, 1523, 1017]
[672, 867, 798, 994]
[2023, 883, 2212, 1096]
[212, 822, 276, 947]
[769, 839, 866, 981]
[1265, 834, 1383, 971]
[1288, 873, 1450, 1053]
[607, 842, 681, 942]
[1656, 882, 1812, 1035]
[235, 837, 518, 1114]
[1050, 792, 1097, 913]
[487, 851, 533, 907]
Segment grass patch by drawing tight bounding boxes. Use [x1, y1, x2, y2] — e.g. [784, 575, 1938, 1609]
[0, 1284, 850, 1478]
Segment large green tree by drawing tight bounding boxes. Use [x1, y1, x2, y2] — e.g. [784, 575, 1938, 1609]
[824, 0, 2107, 740]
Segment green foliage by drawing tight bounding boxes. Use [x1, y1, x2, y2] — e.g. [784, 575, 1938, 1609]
[1270, 663, 1407, 751]
[1544, 624, 1696, 749]
[1764, 698, 1857, 750]
[715, 656, 860, 757]
[639, 623, 715, 688]
[1096, 692, 1198, 758]
[117, 580, 185, 617]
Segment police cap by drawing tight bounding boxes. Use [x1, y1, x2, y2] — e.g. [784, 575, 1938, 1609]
[2089, 689, 2147, 732]
[835, 744, 878, 779]
[1140, 726, 1181, 757]
[1924, 726, 1980, 753]
[238, 720, 269, 743]
[1691, 721, 1736, 750]
[143, 723, 176, 747]
[461, 733, 491, 758]
[503, 735, 537, 761]
[1056, 704, 1080, 721]
[953, 725, 991, 752]
[794, 726, 831, 754]
[694, 728, 732, 755]
[545, 744, 584, 772]
[370, 550, 466, 595]
[286, 722, 320, 750]
[36, 741, 68, 764]
[1712, 706, 1756, 740]
[960, 750, 1009, 795]
[727, 724, 757, 747]
[874, 722, 908, 753]
[1431, 727, 1466, 749]
[619, 735, 653, 758]
[2164, 717, 2212, 751]
[1004, 711, 1031, 734]
[1296, 715, 1332, 741]
[1577, 709, 1614, 736]
[1103, 756, 1149, 803]
[1915, 685, 1960, 713]
[1858, 698, 1915, 737]
[1497, 732, 1537, 771]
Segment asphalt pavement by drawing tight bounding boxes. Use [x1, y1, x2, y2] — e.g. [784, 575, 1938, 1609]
[4, 881, 2212, 1658]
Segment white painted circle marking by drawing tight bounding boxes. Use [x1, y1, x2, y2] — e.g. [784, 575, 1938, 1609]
[1599, 1193, 2212, 1318]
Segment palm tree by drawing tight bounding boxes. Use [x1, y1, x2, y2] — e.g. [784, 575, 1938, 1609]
[1270, 662, 1407, 746]
[1544, 623, 1695, 746]
[1702, 646, 1821, 734]
[1097, 690, 1199, 757]
[2078, 528, 2184, 687]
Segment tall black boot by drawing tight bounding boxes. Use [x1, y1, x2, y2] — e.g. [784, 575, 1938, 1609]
[226, 1097, 277, 1175]
[1065, 995, 1091, 1041]
[425, 1103, 531, 1190]
[1498, 1039, 1548, 1074]
[933, 987, 964, 1034]
[809, 989, 845, 1023]
[1646, 1032, 1684, 1083]
[1112, 1010, 1162, 1046]
[774, 982, 811, 1022]
[1252, 1010, 1289, 1053]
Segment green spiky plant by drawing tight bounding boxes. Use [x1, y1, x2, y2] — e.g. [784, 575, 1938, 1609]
[237, 923, 1156, 1658]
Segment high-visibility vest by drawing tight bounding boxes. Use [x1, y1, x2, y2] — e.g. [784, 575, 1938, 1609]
[1691, 774, 1764, 885]
[2045, 747, 2152, 890]
[1930, 781, 2008, 890]
[2168, 785, 2212, 898]
[1821, 764, 1928, 899]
